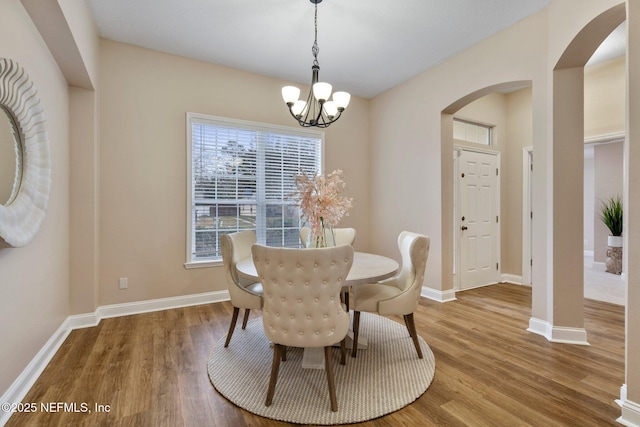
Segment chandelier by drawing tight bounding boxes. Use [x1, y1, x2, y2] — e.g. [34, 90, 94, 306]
[281, 0, 350, 128]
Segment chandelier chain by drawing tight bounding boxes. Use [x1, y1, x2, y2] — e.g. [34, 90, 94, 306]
[312, 2, 319, 64]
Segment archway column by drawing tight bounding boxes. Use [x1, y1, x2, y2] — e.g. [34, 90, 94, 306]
[549, 66, 588, 344]
[527, 65, 589, 344]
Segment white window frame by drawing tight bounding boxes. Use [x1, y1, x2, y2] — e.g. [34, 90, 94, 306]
[453, 118, 493, 146]
[185, 113, 324, 268]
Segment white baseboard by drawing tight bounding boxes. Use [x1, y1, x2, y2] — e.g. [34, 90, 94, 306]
[501, 274, 522, 285]
[0, 319, 72, 426]
[584, 250, 594, 257]
[618, 391, 640, 427]
[527, 317, 549, 337]
[422, 286, 457, 303]
[549, 326, 589, 345]
[527, 317, 589, 345]
[0, 290, 230, 426]
[68, 290, 230, 329]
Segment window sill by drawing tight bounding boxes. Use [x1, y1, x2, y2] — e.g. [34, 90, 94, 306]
[184, 260, 223, 269]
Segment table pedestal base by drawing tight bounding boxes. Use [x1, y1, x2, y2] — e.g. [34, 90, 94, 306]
[301, 332, 368, 369]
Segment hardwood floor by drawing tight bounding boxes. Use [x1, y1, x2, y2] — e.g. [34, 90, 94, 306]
[6, 283, 624, 426]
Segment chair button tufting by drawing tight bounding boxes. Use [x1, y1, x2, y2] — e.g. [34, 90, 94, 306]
[299, 331, 304, 336]
[298, 298, 302, 303]
[307, 315, 311, 320]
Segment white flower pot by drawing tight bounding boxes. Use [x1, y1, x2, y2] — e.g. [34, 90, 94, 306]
[608, 235, 623, 248]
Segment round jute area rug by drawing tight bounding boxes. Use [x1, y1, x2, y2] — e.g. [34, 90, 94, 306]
[207, 312, 435, 425]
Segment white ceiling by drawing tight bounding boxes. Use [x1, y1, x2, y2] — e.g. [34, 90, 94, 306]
[86, 0, 624, 99]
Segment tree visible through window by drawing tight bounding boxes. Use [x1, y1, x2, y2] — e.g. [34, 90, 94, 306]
[187, 113, 323, 265]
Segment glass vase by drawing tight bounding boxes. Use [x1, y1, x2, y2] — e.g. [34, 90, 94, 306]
[306, 219, 335, 248]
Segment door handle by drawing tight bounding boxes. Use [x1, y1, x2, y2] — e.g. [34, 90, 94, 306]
[461, 226, 468, 231]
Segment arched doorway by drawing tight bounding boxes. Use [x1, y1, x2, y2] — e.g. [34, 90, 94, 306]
[440, 81, 532, 295]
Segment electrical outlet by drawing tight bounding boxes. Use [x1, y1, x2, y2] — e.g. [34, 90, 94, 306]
[119, 277, 128, 290]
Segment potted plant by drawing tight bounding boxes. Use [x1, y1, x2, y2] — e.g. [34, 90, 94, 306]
[599, 195, 623, 246]
[599, 195, 623, 274]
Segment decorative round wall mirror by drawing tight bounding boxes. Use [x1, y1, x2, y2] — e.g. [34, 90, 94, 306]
[0, 58, 51, 247]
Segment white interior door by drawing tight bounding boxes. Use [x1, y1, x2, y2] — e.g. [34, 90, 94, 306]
[458, 149, 500, 289]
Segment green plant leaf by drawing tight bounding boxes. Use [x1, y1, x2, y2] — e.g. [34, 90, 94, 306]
[598, 195, 623, 236]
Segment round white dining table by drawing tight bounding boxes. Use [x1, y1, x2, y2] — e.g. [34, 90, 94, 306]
[236, 251, 399, 287]
[235, 251, 399, 369]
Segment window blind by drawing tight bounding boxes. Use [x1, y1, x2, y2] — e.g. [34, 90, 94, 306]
[187, 114, 322, 264]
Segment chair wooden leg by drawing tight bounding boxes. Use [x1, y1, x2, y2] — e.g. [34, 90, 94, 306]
[266, 344, 282, 407]
[403, 314, 413, 337]
[281, 346, 287, 361]
[405, 313, 423, 359]
[324, 346, 338, 412]
[340, 339, 346, 365]
[241, 308, 251, 329]
[344, 291, 350, 312]
[351, 311, 360, 358]
[224, 307, 240, 347]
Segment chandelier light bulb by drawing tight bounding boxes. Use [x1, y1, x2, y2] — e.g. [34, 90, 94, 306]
[291, 100, 307, 117]
[282, 86, 301, 105]
[332, 91, 351, 110]
[312, 82, 332, 102]
[323, 101, 338, 119]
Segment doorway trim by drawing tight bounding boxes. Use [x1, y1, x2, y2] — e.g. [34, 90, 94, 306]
[522, 147, 533, 286]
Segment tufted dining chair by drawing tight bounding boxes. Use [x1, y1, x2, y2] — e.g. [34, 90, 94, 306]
[221, 231, 263, 348]
[350, 231, 430, 359]
[299, 226, 356, 248]
[251, 244, 354, 412]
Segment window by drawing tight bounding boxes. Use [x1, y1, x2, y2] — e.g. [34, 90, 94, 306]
[453, 118, 492, 145]
[186, 113, 323, 267]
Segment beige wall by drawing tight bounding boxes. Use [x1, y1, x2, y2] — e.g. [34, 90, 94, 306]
[0, 0, 70, 395]
[585, 52, 625, 139]
[369, 10, 547, 292]
[97, 40, 371, 306]
[584, 154, 595, 252]
[504, 88, 533, 277]
[594, 141, 624, 262]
